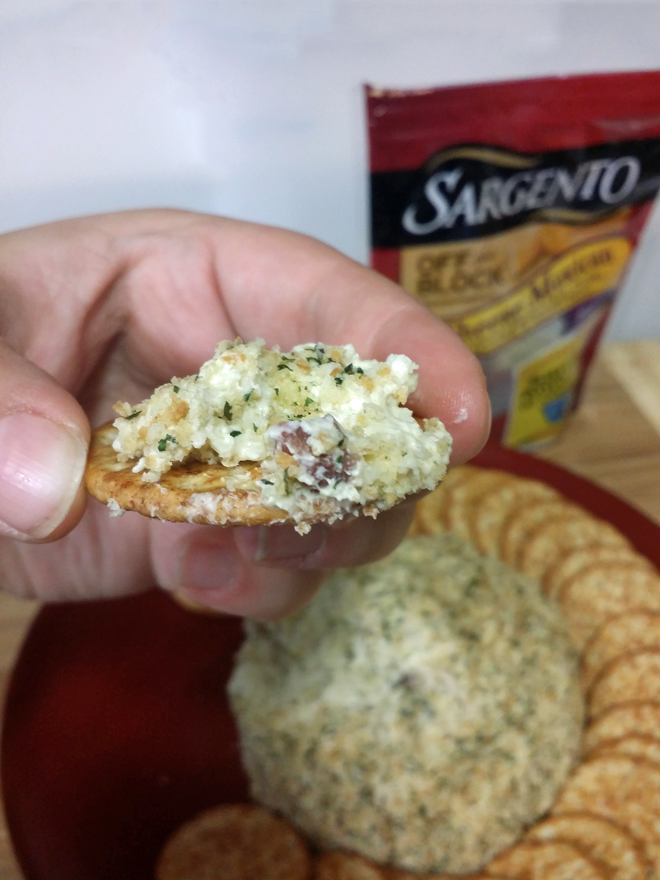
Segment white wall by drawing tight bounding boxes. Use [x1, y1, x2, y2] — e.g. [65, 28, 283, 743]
[0, 0, 659, 340]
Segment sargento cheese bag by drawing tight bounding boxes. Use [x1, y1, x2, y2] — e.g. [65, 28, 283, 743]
[367, 72, 660, 449]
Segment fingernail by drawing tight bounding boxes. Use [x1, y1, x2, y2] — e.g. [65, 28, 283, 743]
[252, 524, 325, 563]
[0, 413, 87, 539]
[179, 541, 243, 592]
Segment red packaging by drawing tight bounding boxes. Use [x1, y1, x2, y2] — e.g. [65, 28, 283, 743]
[367, 72, 660, 448]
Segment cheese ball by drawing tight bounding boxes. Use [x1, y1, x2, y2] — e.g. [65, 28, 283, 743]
[228, 534, 583, 874]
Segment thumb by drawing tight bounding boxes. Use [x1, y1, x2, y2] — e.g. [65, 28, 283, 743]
[0, 341, 89, 542]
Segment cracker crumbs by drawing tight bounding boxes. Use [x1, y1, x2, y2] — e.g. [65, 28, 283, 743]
[107, 338, 452, 531]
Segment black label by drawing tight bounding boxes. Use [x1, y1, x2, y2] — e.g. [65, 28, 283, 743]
[370, 139, 660, 247]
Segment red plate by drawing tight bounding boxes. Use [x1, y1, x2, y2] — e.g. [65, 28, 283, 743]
[3, 445, 660, 880]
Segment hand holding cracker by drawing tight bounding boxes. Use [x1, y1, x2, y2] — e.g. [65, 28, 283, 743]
[0, 209, 489, 615]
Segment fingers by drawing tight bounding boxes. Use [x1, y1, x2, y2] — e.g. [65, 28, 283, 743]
[149, 521, 324, 620]
[0, 210, 488, 616]
[369, 303, 491, 464]
[201, 217, 491, 464]
[0, 341, 89, 542]
[148, 502, 415, 620]
[2, 212, 489, 464]
[234, 501, 416, 571]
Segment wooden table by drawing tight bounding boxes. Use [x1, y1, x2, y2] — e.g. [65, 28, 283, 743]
[1, 339, 660, 877]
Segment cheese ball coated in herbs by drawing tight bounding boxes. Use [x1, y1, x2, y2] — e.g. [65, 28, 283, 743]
[228, 534, 584, 874]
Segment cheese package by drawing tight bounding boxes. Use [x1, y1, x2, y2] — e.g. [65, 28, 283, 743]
[367, 72, 660, 448]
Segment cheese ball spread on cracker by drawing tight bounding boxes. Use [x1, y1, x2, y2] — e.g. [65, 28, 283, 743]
[86, 339, 451, 532]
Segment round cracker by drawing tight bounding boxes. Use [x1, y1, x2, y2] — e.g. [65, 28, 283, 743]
[86, 423, 291, 527]
[525, 812, 648, 880]
[470, 475, 559, 558]
[589, 733, 660, 767]
[558, 564, 660, 650]
[484, 838, 608, 879]
[499, 498, 580, 567]
[412, 466, 474, 536]
[588, 649, 660, 719]
[581, 611, 660, 691]
[443, 468, 509, 543]
[314, 852, 385, 879]
[584, 702, 660, 752]
[552, 754, 660, 878]
[155, 803, 312, 880]
[544, 545, 655, 599]
[518, 515, 631, 583]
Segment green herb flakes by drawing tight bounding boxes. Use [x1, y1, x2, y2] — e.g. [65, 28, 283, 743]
[157, 434, 176, 452]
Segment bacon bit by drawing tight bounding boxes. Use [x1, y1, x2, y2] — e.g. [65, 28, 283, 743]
[270, 418, 356, 488]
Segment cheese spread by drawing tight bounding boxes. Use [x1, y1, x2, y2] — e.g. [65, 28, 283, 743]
[228, 534, 584, 874]
[111, 339, 451, 531]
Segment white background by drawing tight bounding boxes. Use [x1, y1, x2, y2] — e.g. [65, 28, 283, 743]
[1, 0, 659, 340]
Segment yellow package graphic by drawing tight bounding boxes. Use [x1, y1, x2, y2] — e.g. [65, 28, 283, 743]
[505, 333, 585, 448]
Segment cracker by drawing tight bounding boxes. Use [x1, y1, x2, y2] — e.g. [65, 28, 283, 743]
[589, 733, 660, 767]
[584, 702, 660, 751]
[558, 564, 660, 650]
[86, 423, 289, 528]
[414, 465, 474, 535]
[518, 515, 631, 583]
[314, 852, 385, 879]
[543, 544, 654, 599]
[525, 812, 648, 880]
[588, 649, 660, 719]
[499, 498, 579, 567]
[155, 803, 312, 880]
[485, 838, 608, 880]
[469, 474, 559, 558]
[441, 468, 510, 543]
[552, 754, 660, 879]
[581, 610, 660, 691]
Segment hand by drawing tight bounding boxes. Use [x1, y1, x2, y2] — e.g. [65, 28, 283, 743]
[0, 210, 490, 617]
